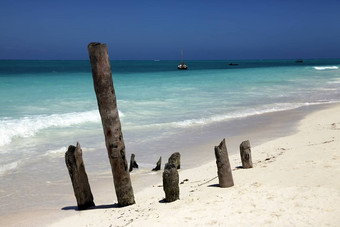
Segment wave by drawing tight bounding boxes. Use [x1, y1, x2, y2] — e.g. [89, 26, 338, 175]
[169, 102, 336, 128]
[44, 146, 68, 157]
[0, 110, 125, 146]
[313, 66, 339, 70]
[43, 146, 96, 157]
[0, 161, 21, 175]
[327, 78, 340, 84]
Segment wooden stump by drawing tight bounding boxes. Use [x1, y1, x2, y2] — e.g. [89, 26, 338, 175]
[168, 152, 181, 169]
[152, 156, 162, 171]
[240, 140, 253, 168]
[214, 139, 234, 188]
[65, 142, 95, 210]
[129, 153, 138, 172]
[163, 163, 179, 202]
[88, 42, 135, 206]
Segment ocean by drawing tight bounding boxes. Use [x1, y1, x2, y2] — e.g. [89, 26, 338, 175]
[1, 59, 340, 213]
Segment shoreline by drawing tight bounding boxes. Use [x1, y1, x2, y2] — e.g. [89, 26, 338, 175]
[1, 103, 339, 226]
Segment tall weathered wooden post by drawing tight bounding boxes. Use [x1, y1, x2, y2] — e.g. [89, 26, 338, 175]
[214, 139, 234, 188]
[88, 42, 135, 206]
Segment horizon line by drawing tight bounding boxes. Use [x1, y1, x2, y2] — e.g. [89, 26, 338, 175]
[1, 57, 340, 61]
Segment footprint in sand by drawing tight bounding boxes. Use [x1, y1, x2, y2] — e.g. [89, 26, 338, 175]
[331, 123, 340, 130]
[208, 220, 218, 225]
[267, 196, 274, 200]
[251, 182, 262, 187]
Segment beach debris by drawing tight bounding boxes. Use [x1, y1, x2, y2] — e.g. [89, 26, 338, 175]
[129, 153, 139, 172]
[323, 139, 335, 144]
[168, 152, 181, 169]
[88, 42, 135, 207]
[163, 163, 179, 202]
[197, 176, 218, 187]
[152, 156, 162, 171]
[65, 142, 95, 210]
[214, 139, 234, 188]
[180, 179, 189, 184]
[240, 140, 253, 168]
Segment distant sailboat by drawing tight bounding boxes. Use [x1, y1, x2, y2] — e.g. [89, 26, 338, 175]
[178, 49, 188, 70]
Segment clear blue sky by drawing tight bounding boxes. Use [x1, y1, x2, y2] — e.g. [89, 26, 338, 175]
[1, 0, 339, 60]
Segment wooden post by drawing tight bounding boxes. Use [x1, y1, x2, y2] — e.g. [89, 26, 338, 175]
[152, 156, 162, 171]
[65, 142, 95, 210]
[214, 139, 234, 188]
[168, 152, 181, 169]
[240, 140, 253, 168]
[162, 163, 179, 202]
[88, 42, 135, 206]
[129, 153, 138, 172]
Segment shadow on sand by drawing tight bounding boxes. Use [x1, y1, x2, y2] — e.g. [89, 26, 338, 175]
[207, 184, 220, 188]
[61, 203, 119, 211]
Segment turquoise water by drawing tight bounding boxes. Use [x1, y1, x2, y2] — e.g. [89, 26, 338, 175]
[1, 59, 340, 175]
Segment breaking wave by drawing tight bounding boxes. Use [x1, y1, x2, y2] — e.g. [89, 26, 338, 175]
[313, 66, 339, 70]
[0, 110, 123, 146]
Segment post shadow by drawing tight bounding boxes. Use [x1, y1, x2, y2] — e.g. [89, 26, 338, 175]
[61, 203, 119, 211]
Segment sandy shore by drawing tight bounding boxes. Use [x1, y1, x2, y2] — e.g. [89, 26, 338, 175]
[45, 104, 340, 226]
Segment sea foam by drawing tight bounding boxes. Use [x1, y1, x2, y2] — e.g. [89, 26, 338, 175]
[0, 110, 125, 147]
[43, 146, 96, 157]
[313, 66, 339, 70]
[0, 161, 20, 175]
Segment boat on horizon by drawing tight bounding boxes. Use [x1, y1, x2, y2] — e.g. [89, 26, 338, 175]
[296, 59, 303, 63]
[178, 49, 188, 70]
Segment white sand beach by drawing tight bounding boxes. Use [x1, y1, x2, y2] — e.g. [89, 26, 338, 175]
[46, 104, 340, 227]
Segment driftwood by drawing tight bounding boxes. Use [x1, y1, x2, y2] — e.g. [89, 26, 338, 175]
[168, 152, 181, 169]
[162, 163, 179, 202]
[129, 153, 138, 172]
[214, 139, 234, 188]
[240, 140, 253, 168]
[88, 42, 135, 206]
[152, 156, 162, 171]
[65, 142, 95, 210]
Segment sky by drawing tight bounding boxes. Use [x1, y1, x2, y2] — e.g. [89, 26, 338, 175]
[0, 0, 340, 60]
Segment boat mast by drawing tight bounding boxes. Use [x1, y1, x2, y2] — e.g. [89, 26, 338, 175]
[181, 49, 184, 64]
